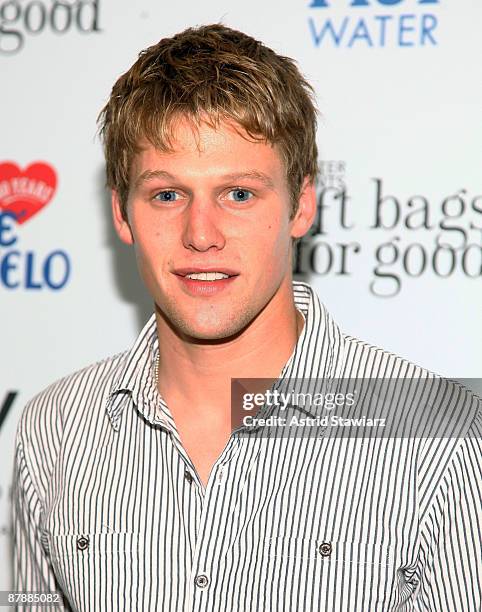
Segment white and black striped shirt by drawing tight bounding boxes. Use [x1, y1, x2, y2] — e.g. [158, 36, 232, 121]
[13, 281, 482, 611]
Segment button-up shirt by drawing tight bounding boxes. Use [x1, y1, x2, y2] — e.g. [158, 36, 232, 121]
[13, 281, 482, 611]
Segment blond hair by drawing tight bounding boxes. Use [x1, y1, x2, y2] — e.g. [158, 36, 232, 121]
[98, 24, 318, 220]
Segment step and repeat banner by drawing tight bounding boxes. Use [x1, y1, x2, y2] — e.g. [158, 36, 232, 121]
[1, 0, 481, 590]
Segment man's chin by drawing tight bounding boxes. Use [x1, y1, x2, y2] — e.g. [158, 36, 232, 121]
[175, 319, 251, 343]
[156, 303, 254, 342]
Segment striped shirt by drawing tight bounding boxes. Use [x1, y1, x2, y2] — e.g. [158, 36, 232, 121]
[13, 281, 482, 611]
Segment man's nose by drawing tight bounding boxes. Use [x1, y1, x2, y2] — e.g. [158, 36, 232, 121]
[181, 198, 226, 252]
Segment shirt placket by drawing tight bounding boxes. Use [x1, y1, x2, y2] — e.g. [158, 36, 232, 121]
[149, 398, 243, 612]
[177, 433, 255, 612]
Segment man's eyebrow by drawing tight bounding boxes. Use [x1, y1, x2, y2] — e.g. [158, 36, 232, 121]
[134, 170, 176, 189]
[220, 171, 275, 189]
[133, 169, 276, 189]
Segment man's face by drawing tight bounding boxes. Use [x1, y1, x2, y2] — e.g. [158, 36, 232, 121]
[112, 118, 315, 340]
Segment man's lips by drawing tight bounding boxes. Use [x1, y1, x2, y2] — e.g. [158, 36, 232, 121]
[173, 267, 239, 296]
[173, 267, 239, 277]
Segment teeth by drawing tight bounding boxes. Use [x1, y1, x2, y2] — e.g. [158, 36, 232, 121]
[186, 272, 230, 280]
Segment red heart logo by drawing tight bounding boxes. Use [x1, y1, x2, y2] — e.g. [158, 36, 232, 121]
[0, 161, 57, 225]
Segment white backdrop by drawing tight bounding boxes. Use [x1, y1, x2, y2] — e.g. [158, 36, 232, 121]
[1, 0, 481, 592]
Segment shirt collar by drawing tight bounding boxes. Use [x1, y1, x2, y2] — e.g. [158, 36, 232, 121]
[105, 317, 159, 431]
[105, 281, 346, 430]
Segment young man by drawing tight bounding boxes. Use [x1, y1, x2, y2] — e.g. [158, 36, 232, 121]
[13, 24, 481, 611]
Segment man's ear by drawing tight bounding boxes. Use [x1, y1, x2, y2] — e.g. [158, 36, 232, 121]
[290, 177, 317, 239]
[112, 189, 134, 245]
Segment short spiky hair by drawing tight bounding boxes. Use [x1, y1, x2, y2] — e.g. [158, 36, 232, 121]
[98, 23, 318, 220]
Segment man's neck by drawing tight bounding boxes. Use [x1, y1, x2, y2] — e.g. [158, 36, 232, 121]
[154, 284, 305, 416]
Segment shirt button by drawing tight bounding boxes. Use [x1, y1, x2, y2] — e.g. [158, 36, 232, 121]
[318, 542, 332, 557]
[194, 574, 209, 588]
[76, 536, 89, 551]
[184, 470, 193, 484]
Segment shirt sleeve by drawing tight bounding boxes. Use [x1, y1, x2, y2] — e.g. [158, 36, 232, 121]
[12, 439, 71, 612]
[415, 409, 482, 611]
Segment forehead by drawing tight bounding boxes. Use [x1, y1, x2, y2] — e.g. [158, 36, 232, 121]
[130, 117, 286, 182]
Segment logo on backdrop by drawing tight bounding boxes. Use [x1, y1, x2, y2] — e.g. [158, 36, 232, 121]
[307, 0, 440, 49]
[0, 390, 17, 431]
[293, 163, 482, 297]
[0, 0, 101, 55]
[0, 161, 56, 223]
[0, 160, 71, 290]
[0, 391, 15, 537]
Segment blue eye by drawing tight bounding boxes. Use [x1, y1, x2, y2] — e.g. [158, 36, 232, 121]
[229, 189, 253, 202]
[154, 190, 179, 202]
